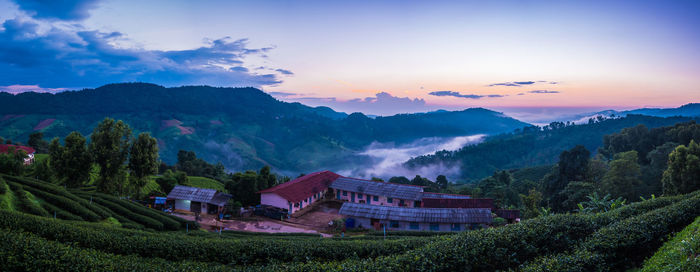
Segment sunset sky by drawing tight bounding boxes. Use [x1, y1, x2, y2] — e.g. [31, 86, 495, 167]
[0, 0, 698, 119]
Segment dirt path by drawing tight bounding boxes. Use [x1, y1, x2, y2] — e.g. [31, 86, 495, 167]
[172, 213, 332, 237]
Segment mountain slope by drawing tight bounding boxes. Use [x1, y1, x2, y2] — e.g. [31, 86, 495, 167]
[0, 83, 529, 173]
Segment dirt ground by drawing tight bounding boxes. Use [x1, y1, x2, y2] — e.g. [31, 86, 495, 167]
[172, 201, 343, 237]
[286, 201, 344, 229]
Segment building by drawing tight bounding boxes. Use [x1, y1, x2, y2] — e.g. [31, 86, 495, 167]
[0, 144, 35, 165]
[258, 171, 340, 214]
[339, 202, 492, 231]
[330, 177, 424, 207]
[166, 185, 231, 214]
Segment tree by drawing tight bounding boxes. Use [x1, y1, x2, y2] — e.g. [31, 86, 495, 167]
[662, 140, 700, 195]
[577, 192, 625, 214]
[601, 151, 642, 201]
[559, 181, 596, 212]
[226, 170, 259, 206]
[128, 133, 159, 196]
[89, 118, 132, 194]
[257, 166, 276, 191]
[27, 132, 49, 153]
[388, 176, 410, 184]
[478, 171, 520, 209]
[49, 132, 93, 188]
[0, 146, 26, 175]
[156, 170, 187, 194]
[436, 175, 448, 190]
[542, 145, 591, 211]
[520, 188, 543, 219]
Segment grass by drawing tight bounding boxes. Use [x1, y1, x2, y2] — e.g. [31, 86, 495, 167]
[0, 183, 16, 211]
[641, 215, 700, 271]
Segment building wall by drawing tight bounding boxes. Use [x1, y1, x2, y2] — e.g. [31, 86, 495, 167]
[334, 189, 418, 207]
[174, 199, 191, 210]
[261, 190, 328, 215]
[346, 216, 485, 232]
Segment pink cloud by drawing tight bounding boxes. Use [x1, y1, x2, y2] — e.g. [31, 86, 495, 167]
[0, 84, 68, 94]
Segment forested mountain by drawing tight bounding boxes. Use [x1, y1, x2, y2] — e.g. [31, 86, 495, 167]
[0, 83, 528, 173]
[405, 115, 699, 182]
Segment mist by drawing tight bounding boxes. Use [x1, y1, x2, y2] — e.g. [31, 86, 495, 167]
[339, 135, 485, 181]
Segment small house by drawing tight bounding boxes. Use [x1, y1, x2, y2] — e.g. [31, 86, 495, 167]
[166, 185, 231, 214]
[0, 144, 35, 165]
[330, 177, 424, 207]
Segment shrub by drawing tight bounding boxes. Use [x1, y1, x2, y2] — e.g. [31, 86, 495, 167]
[6, 182, 49, 217]
[40, 201, 83, 221]
[641, 215, 700, 272]
[0, 176, 6, 194]
[520, 195, 700, 271]
[0, 210, 431, 266]
[0, 230, 230, 272]
[14, 182, 101, 221]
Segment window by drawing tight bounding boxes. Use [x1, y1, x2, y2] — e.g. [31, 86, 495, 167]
[399, 199, 405, 206]
[373, 196, 379, 201]
[390, 221, 399, 228]
[430, 223, 440, 231]
[387, 198, 393, 203]
[409, 222, 419, 230]
[358, 193, 363, 199]
[451, 223, 461, 231]
[343, 191, 347, 196]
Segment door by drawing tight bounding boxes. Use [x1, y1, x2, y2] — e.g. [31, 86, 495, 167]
[367, 195, 371, 205]
[336, 190, 341, 199]
[351, 192, 355, 202]
[288, 202, 293, 214]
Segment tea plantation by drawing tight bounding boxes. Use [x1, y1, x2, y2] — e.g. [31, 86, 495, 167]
[0, 174, 698, 271]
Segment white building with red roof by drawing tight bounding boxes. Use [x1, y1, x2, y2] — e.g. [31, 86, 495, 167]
[0, 144, 36, 165]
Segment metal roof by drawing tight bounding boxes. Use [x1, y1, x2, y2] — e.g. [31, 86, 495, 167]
[166, 185, 231, 206]
[339, 202, 492, 224]
[330, 177, 424, 201]
[422, 192, 471, 199]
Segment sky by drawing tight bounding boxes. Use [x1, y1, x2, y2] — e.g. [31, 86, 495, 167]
[0, 0, 699, 121]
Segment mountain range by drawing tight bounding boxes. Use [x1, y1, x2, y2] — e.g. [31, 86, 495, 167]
[0, 83, 529, 174]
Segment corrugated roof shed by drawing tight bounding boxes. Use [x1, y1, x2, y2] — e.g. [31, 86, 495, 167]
[339, 202, 492, 224]
[258, 171, 340, 203]
[330, 177, 424, 201]
[167, 185, 231, 205]
[422, 192, 471, 199]
[422, 198, 495, 209]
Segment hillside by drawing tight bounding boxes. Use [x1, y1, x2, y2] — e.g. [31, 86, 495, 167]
[0, 83, 529, 173]
[405, 115, 698, 182]
[0, 174, 194, 231]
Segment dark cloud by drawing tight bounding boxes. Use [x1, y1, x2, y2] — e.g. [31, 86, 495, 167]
[428, 91, 505, 99]
[275, 68, 294, 75]
[488, 80, 556, 87]
[529, 90, 560, 94]
[0, 18, 283, 88]
[12, 0, 101, 21]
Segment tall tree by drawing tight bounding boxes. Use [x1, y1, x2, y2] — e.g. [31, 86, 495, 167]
[49, 132, 93, 188]
[601, 151, 642, 201]
[128, 132, 159, 196]
[662, 140, 700, 195]
[89, 118, 132, 194]
[436, 175, 449, 189]
[257, 165, 276, 191]
[27, 132, 49, 153]
[520, 188, 543, 219]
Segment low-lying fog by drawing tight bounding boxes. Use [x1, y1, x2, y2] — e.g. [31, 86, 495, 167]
[338, 134, 485, 180]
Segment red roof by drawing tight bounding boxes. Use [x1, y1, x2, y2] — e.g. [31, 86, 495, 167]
[0, 144, 35, 155]
[258, 171, 341, 203]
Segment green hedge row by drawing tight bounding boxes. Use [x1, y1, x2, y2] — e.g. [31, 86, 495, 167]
[78, 191, 182, 230]
[641, 215, 700, 272]
[0, 210, 431, 266]
[77, 194, 166, 230]
[0, 176, 6, 194]
[39, 200, 83, 221]
[6, 182, 48, 217]
[0, 230, 231, 272]
[520, 195, 700, 271]
[256, 192, 696, 271]
[365, 230, 458, 237]
[11, 182, 101, 221]
[4, 175, 113, 219]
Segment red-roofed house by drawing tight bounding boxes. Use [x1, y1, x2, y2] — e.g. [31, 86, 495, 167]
[0, 144, 36, 165]
[258, 171, 340, 214]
